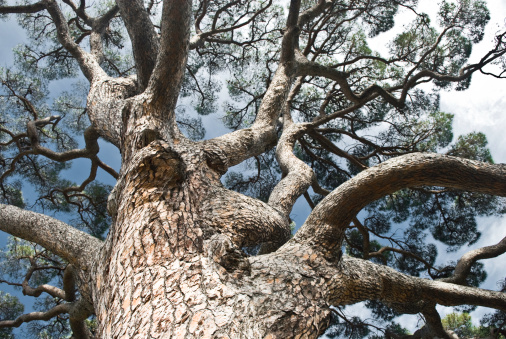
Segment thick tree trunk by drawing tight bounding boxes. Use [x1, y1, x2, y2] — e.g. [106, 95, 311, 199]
[90, 135, 331, 338]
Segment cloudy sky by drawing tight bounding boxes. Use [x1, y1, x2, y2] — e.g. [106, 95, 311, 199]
[1, 0, 506, 335]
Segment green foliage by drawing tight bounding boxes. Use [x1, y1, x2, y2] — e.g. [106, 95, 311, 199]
[0, 291, 24, 339]
[442, 312, 502, 339]
[480, 279, 506, 336]
[448, 132, 493, 163]
[0, 237, 65, 287]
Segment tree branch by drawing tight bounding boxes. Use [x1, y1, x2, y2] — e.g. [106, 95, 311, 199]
[268, 123, 315, 218]
[0, 204, 102, 271]
[293, 153, 506, 259]
[42, 0, 106, 82]
[441, 236, 506, 285]
[0, 303, 70, 328]
[145, 0, 192, 116]
[329, 256, 506, 312]
[0, 2, 45, 14]
[115, 0, 159, 89]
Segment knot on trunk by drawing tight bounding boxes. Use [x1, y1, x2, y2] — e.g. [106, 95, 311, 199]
[137, 128, 162, 149]
[134, 142, 185, 189]
[207, 234, 251, 276]
[203, 147, 229, 175]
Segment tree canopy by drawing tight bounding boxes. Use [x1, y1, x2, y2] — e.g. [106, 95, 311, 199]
[0, 0, 505, 337]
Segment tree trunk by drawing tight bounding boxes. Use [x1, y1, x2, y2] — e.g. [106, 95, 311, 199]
[90, 135, 331, 338]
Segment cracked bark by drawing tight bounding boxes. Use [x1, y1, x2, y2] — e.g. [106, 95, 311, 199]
[1, 0, 506, 337]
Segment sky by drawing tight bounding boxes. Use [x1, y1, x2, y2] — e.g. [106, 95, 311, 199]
[324, 0, 506, 334]
[1, 0, 506, 336]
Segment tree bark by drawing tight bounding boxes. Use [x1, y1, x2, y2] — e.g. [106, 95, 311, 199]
[85, 138, 506, 337]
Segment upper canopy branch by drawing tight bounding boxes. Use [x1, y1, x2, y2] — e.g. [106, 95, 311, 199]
[0, 204, 102, 271]
[190, 0, 273, 49]
[0, 2, 45, 14]
[0, 1, 108, 81]
[115, 0, 159, 89]
[203, 0, 304, 168]
[143, 0, 192, 122]
[441, 235, 506, 285]
[42, 0, 107, 82]
[292, 153, 506, 259]
[295, 28, 506, 109]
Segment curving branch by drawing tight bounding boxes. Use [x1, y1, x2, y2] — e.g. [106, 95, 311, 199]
[0, 303, 70, 328]
[293, 153, 506, 259]
[0, 204, 102, 271]
[64, 265, 94, 339]
[21, 259, 66, 299]
[268, 123, 315, 218]
[42, 0, 107, 82]
[441, 235, 506, 285]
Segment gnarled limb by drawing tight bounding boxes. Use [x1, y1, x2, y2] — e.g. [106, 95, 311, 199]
[42, 0, 107, 82]
[441, 235, 506, 285]
[0, 303, 70, 328]
[0, 297, 93, 338]
[268, 123, 315, 218]
[293, 153, 506, 259]
[0, 204, 102, 271]
[330, 256, 506, 312]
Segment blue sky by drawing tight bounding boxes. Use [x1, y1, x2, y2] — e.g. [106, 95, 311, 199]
[1, 0, 506, 335]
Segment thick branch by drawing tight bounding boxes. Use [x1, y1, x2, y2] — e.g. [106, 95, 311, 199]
[145, 0, 192, 116]
[293, 153, 506, 258]
[421, 306, 451, 339]
[268, 123, 314, 218]
[115, 0, 159, 89]
[0, 204, 102, 271]
[329, 256, 506, 312]
[0, 2, 45, 14]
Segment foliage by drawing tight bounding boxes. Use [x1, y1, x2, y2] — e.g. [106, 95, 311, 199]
[442, 312, 505, 339]
[0, 292, 23, 339]
[0, 0, 505, 337]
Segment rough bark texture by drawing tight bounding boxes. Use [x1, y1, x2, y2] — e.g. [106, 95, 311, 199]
[1, 0, 506, 337]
